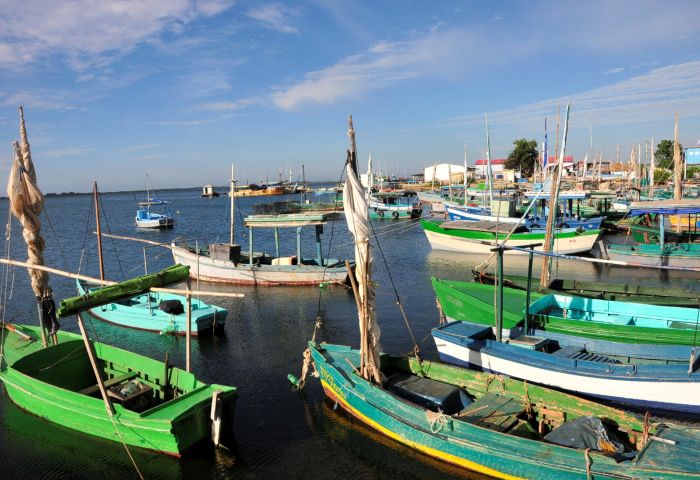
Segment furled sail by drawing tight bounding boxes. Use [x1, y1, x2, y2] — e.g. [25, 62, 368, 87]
[343, 117, 382, 384]
[6, 107, 59, 334]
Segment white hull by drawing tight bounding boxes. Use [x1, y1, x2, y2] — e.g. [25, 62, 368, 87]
[607, 250, 700, 268]
[171, 245, 348, 286]
[433, 337, 700, 411]
[423, 229, 599, 255]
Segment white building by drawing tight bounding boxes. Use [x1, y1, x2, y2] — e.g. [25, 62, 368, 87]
[424, 163, 470, 183]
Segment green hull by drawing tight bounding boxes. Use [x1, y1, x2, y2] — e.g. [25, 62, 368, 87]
[473, 271, 700, 307]
[311, 342, 700, 479]
[0, 325, 236, 455]
[433, 278, 700, 345]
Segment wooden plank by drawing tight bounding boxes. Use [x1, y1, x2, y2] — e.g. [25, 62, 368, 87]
[80, 371, 137, 396]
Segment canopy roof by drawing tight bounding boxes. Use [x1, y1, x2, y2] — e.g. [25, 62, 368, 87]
[629, 199, 700, 216]
[244, 213, 330, 227]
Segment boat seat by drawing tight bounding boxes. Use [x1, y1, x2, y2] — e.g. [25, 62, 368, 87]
[79, 371, 137, 396]
[551, 345, 584, 358]
[455, 392, 525, 432]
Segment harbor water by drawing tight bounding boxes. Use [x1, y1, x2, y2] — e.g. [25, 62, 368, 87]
[0, 188, 697, 479]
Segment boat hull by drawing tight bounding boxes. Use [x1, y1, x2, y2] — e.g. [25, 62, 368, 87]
[421, 219, 600, 255]
[311, 342, 699, 479]
[77, 281, 227, 336]
[171, 245, 349, 285]
[607, 243, 700, 268]
[135, 218, 174, 229]
[432, 322, 700, 414]
[0, 325, 236, 455]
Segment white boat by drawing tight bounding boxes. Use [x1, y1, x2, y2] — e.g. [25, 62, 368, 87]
[420, 219, 600, 255]
[171, 168, 351, 286]
[135, 199, 174, 228]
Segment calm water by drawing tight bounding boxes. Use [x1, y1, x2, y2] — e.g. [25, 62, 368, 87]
[0, 188, 697, 480]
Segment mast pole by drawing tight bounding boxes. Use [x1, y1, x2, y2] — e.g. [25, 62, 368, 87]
[540, 103, 570, 288]
[673, 113, 682, 200]
[230, 165, 235, 245]
[485, 113, 494, 207]
[93, 182, 105, 282]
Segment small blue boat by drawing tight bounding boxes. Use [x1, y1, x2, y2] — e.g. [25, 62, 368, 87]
[135, 199, 174, 229]
[369, 190, 421, 219]
[77, 279, 227, 336]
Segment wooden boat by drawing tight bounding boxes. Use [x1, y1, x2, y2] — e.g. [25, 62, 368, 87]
[1, 323, 236, 455]
[171, 169, 350, 285]
[369, 190, 422, 219]
[1, 111, 235, 456]
[309, 343, 700, 479]
[420, 218, 600, 255]
[607, 200, 700, 268]
[299, 117, 700, 479]
[433, 278, 700, 345]
[432, 320, 700, 414]
[76, 279, 227, 335]
[471, 270, 700, 307]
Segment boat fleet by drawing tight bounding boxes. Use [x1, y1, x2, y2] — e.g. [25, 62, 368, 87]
[3, 109, 700, 479]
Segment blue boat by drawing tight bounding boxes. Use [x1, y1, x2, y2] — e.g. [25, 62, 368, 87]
[369, 190, 421, 219]
[432, 318, 700, 414]
[135, 199, 174, 228]
[77, 279, 227, 336]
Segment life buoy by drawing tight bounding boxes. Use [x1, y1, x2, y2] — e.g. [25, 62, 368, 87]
[392, 211, 400, 220]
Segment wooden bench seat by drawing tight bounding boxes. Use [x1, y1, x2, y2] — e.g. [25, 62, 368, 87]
[79, 371, 137, 396]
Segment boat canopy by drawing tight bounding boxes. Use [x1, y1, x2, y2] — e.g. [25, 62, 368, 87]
[629, 199, 700, 216]
[524, 191, 589, 200]
[243, 213, 330, 228]
[138, 199, 171, 206]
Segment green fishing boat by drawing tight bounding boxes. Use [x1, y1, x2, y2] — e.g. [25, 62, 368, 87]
[0, 108, 236, 456]
[1, 324, 236, 456]
[472, 270, 700, 307]
[433, 277, 700, 346]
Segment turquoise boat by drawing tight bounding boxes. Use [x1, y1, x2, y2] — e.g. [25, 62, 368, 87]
[607, 199, 700, 268]
[76, 279, 227, 336]
[369, 190, 422, 219]
[433, 278, 700, 345]
[310, 342, 700, 479]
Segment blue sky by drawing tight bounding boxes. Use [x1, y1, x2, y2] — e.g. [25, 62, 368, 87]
[1, 0, 699, 192]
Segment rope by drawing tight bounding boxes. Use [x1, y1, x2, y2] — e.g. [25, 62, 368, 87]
[107, 413, 144, 480]
[485, 373, 505, 392]
[523, 380, 534, 420]
[641, 411, 650, 448]
[97, 189, 126, 281]
[426, 409, 448, 433]
[584, 448, 592, 480]
[77, 194, 95, 274]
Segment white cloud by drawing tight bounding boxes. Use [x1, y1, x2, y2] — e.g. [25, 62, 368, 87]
[603, 67, 625, 75]
[271, 28, 532, 110]
[246, 4, 299, 34]
[40, 146, 93, 158]
[150, 114, 236, 126]
[0, 0, 236, 70]
[441, 61, 700, 130]
[114, 143, 159, 154]
[199, 101, 242, 111]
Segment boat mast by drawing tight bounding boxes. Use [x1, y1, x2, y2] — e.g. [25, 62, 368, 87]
[230, 165, 235, 245]
[345, 115, 381, 384]
[540, 103, 570, 288]
[673, 113, 682, 200]
[463, 145, 468, 195]
[93, 182, 105, 282]
[484, 113, 494, 207]
[650, 138, 655, 197]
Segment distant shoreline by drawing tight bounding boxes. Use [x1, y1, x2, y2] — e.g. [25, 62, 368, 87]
[0, 181, 339, 199]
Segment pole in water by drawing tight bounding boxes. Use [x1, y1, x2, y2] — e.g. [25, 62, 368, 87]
[496, 245, 504, 342]
[525, 250, 534, 334]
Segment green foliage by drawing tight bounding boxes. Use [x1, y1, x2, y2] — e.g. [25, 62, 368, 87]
[505, 138, 539, 177]
[654, 168, 672, 183]
[655, 139, 682, 170]
[687, 165, 700, 179]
